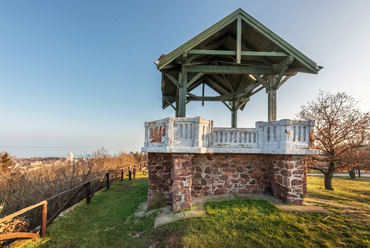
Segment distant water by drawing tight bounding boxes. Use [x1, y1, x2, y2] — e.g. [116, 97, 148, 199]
[0, 146, 127, 158]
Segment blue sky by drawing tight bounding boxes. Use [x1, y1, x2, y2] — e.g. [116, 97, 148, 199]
[1, 0, 370, 157]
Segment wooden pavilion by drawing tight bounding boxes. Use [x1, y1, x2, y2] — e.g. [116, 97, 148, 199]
[156, 8, 321, 127]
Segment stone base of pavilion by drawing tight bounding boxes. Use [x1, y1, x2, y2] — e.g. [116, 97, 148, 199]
[142, 117, 316, 212]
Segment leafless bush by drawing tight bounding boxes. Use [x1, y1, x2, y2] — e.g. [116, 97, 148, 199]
[0, 204, 30, 246]
[0, 150, 146, 232]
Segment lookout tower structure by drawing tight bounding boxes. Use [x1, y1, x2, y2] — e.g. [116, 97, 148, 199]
[143, 9, 321, 212]
[156, 8, 321, 127]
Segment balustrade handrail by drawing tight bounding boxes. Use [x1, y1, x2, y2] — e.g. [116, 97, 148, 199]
[0, 161, 148, 243]
[143, 118, 315, 153]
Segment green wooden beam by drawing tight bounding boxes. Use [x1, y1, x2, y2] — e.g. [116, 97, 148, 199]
[240, 15, 318, 74]
[187, 54, 199, 63]
[221, 74, 234, 93]
[164, 73, 180, 88]
[187, 92, 199, 99]
[188, 50, 236, 55]
[237, 101, 247, 110]
[188, 96, 250, 102]
[273, 55, 294, 73]
[235, 81, 260, 99]
[188, 65, 274, 74]
[162, 95, 249, 102]
[274, 67, 288, 89]
[252, 74, 270, 90]
[236, 17, 242, 64]
[166, 100, 176, 111]
[222, 101, 232, 111]
[231, 101, 237, 128]
[247, 85, 264, 97]
[210, 74, 232, 92]
[205, 77, 230, 95]
[268, 75, 276, 122]
[187, 72, 203, 87]
[178, 53, 188, 117]
[157, 14, 237, 70]
[276, 74, 294, 90]
[187, 49, 288, 57]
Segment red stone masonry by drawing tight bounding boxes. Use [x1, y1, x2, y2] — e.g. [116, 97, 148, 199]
[147, 153, 173, 209]
[147, 153, 308, 211]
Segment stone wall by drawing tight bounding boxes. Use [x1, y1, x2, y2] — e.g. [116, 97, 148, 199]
[270, 156, 307, 205]
[147, 153, 308, 212]
[147, 153, 173, 209]
[172, 155, 192, 211]
[191, 154, 271, 196]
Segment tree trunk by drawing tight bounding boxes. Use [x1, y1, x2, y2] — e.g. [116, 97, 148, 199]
[324, 162, 335, 190]
[358, 168, 361, 177]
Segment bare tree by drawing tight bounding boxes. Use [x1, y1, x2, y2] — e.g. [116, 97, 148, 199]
[298, 91, 370, 190]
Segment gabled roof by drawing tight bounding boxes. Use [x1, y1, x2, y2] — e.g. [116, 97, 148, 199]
[157, 8, 319, 74]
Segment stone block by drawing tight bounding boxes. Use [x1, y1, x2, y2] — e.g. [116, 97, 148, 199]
[252, 171, 263, 180]
[224, 168, 236, 173]
[194, 173, 202, 179]
[276, 175, 283, 184]
[281, 170, 291, 177]
[291, 179, 301, 186]
[284, 163, 294, 170]
[212, 169, 222, 175]
[214, 188, 225, 195]
[219, 175, 228, 180]
[240, 173, 250, 180]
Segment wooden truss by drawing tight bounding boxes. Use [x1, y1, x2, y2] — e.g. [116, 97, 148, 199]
[157, 9, 320, 127]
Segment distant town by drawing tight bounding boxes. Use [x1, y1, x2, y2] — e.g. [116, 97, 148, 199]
[11, 153, 81, 172]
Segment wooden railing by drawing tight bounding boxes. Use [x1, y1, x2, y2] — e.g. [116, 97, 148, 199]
[0, 161, 147, 242]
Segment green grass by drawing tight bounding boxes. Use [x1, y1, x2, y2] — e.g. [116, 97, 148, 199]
[19, 175, 370, 248]
[19, 173, 154, 248]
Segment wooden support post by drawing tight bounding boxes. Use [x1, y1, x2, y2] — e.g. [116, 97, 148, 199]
[178, 53, 188, 117]
[202, 82, 205, 106]
[86, 182, 91, 204]
[121, 169, 124, 181]
[268, 75, 277, 122]
[40, 202, 47, 238]
[106, 173, 110, 190]
[231, 101, 237, 128]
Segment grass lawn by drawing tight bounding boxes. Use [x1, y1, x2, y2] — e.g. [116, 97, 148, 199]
[19, 174, 369, 248]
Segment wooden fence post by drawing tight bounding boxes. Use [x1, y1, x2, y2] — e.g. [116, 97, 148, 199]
[121, 169, 124, 181]
[106, 173, 110, 190]
[86, 182, 91, 204]
[40, 202, 47, 238]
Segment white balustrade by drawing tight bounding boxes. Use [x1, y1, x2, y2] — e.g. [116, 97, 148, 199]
[142, 117, 316, 155]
